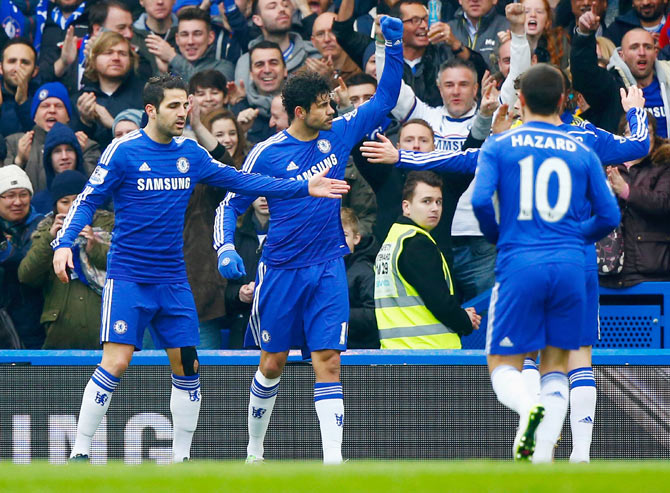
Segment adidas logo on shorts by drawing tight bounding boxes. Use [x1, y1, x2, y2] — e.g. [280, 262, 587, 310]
[499, 337, 514, 347]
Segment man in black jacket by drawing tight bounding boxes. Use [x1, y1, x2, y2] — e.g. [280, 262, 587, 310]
[571, 10, 670, 137]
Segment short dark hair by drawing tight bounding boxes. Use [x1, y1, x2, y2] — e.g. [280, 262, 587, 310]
[1, 38, 36, 63]
[519, 63, 564, 116]
[346, 72, 377, 89]
[402, 171, 443, 201]
[399, 118, 435, 140]
[389, 0, 427, 19]
[143, 74, 188, 109]
[437, 57, 477, 82]
[249, 40, 285, 67]
[177, 6, 212, 29]
[88, 0, 130, 34]
[282, 71, 331, 122]
[188, 69, 228, 95]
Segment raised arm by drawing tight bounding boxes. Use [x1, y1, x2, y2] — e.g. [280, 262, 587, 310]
[334, 16, 405, 144]
[587, 89, 650, 165]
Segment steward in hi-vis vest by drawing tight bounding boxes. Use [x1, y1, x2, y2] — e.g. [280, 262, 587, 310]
[374, 171, 479, 349]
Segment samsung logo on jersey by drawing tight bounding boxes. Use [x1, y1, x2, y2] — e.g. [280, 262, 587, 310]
[137, 177, 191, 191]
[511, 134, 577, 151]
[435, 138, 465, 151]
[295, 153, 338, 180]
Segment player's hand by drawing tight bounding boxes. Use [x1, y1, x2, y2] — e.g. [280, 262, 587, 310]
[577, 11, 600, 35]
[307, 167, 350, 198]
[239, 281, 255, 303]
[380, 15, 403, 43]
[620, 85, 645, 112]
[465, 307, 481, 331]
[360, 133, 399, 164]
[492, 104, 514, 134]
[505, 3, 525, 35]
[218, 249, 246, 279]
[53, 247, 74, 284]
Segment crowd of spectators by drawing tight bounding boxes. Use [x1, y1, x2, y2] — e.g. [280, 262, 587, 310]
[0, 0, 668, 350]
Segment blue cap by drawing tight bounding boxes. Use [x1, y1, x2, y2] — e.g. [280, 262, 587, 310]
[31, 82, 73, 121]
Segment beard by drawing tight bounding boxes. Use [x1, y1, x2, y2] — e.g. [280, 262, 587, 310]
[638, 7, 664, 22]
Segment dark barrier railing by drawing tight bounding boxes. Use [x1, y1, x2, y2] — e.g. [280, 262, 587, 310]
[1, 349, 669, 463]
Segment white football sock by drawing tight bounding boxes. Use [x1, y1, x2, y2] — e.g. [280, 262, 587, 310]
[247, 369, 280, 459]
[568, 367, 597, 463]
[170, 374, 201, 462]
[71, 366, 119, 458]
[533, 372, 569, 463]
[522, 358, 541, 401]
[490, 365, 535, 417]
[314, 383, 344, 465]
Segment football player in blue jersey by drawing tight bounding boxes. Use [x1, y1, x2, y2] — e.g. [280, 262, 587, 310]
[214, 16, 405, 464]
[471, 64, 620, 463]
[363, 84, 649, 463]
[51, 74, 350, 464]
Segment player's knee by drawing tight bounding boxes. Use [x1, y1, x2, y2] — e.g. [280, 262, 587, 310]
[259, 358, 284, 379]
[180, 346, 199, 376]
[104, 358, 130, 377]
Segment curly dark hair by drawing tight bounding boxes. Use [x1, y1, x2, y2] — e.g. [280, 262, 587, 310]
[282, 71, 331, 123]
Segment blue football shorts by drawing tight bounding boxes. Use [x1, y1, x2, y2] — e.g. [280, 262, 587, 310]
[244, 257, 349, 358]
[100, 279, 199, 350]
[486, 262, 585, 355]
[580, 268, 600, 347]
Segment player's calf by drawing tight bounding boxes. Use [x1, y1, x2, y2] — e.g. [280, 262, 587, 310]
[169, 346, 201, 463]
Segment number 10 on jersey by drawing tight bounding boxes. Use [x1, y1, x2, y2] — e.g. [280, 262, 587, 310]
[517, 156, 572, 223]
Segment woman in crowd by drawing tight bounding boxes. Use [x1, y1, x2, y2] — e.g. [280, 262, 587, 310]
[523, 0, 569, 69]
[600, 114, 670, 288]
[18, 170, 114, 349]
[181, 105, 250, 349]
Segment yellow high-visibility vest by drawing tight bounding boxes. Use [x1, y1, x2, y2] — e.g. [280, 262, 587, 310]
[374, 222, 461, 349]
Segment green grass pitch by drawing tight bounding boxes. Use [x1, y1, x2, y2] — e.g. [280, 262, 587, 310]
[1, 461, 668, 493]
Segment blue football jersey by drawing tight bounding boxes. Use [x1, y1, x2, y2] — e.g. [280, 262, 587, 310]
[472, 121, 621, 279]
[52, 129, 310, 283]
[214, 40, 404, 269]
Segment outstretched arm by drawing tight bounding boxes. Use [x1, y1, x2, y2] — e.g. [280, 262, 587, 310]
[360, 133, 479, 173]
